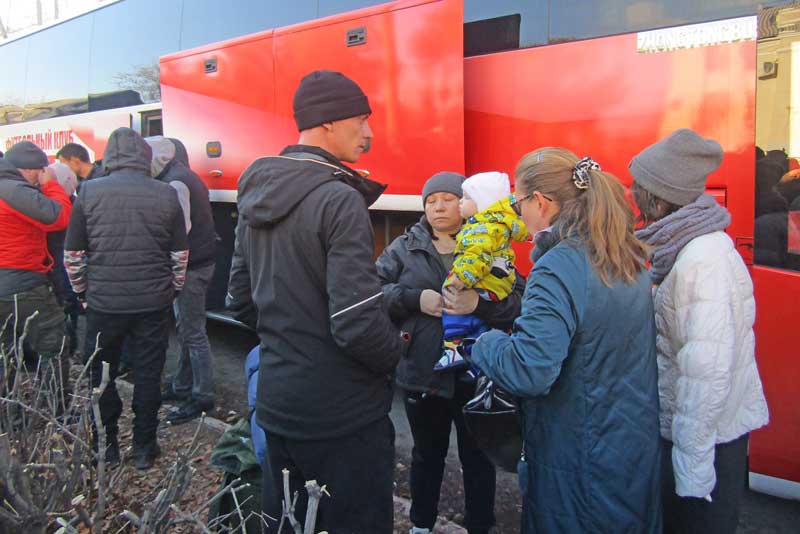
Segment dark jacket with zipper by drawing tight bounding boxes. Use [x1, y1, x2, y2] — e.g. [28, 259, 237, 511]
[376, 218, 524, 399]
[229, 144, 403, 441]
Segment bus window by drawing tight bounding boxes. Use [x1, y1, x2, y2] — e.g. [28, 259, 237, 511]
[464, 0, 547, 52]
[0, 39, 28, 125]
[88, 0, 181, 104]
[319, 0, 386, 17]
[180, 0, 315, 49]
[465, 1, 788, 52]
[140, 111, 163, 138]
[754, 3, 800, 272]
[23, 16, 92, 113]
[550, 0, 787, 44]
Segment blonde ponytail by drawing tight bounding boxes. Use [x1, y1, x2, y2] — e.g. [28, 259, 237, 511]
[515, 148, 648, 286]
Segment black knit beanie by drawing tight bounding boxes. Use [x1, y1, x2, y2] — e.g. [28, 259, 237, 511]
[293, 70, 371, 131]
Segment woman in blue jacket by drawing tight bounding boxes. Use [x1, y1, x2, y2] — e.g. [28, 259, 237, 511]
[472, 148, 662, 533]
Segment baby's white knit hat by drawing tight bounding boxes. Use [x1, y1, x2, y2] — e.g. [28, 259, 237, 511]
[462, 171, 511, 212]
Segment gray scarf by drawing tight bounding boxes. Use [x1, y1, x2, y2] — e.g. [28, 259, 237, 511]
[635, 194, 731, 284]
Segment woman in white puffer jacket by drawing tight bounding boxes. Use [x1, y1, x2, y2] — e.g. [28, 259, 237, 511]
[630, 128, 769, 534]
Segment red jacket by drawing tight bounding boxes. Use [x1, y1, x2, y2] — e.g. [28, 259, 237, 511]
[0, 160, 71, 273]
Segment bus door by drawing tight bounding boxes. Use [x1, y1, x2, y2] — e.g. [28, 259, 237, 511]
[748, 2, 800, 500]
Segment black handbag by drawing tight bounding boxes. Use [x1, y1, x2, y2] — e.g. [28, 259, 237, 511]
[462, 375, 523, 473]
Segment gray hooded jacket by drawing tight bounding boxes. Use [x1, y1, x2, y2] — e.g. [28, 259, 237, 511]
[146, 136, 216, 269]
[64, 127, 189, 313]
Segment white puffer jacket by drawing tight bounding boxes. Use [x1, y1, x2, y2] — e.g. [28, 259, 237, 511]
[654, 231, 769, 498]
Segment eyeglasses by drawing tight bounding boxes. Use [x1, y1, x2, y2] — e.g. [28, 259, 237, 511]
[512, 191, 552, 217]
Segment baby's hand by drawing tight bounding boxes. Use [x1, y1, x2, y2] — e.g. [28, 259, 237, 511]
[447, 276, 465, 290]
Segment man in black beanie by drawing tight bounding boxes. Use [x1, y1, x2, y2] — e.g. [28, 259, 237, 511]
[227, 70, 402, 532]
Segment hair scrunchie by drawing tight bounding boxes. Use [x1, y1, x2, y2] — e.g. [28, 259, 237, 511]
[573, 156, 601, 190]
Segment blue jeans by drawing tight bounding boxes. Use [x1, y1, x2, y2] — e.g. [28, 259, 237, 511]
[172, 262, 215, 404]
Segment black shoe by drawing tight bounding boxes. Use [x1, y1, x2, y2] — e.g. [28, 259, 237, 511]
[105, 440, 121, 467]
[132, 441, 161, 470]
[117, 363, 132, 379]
[161, 384, 190, 403]
[166, 399, 214, 426]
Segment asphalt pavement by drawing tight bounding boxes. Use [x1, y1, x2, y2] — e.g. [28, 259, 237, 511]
[163, 319, 800, 533]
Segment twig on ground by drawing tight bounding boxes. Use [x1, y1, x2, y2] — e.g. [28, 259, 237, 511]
[90, 361, 110, 534]
[303, 480, 328, 534]
[281, 468, 303, 534]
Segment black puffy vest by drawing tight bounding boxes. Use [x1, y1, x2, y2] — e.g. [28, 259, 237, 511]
[80, 171, 183, 313]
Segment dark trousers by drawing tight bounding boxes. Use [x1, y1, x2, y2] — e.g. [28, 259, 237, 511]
[661, 434, 749, 534]
[404, 381, 496, 534]
[85, 307, 170, 447]
[260, 416, 395, 534]
[0, 283, 70, 411]
[48, 258, 79, 355]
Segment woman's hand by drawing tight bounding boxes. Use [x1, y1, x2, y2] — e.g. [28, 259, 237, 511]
[420, 289, 444, 317]
[443, 286, 479, 315]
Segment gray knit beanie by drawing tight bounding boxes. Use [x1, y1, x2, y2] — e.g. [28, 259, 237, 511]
[5, 141, 48, 169]
[629, 128, 723, 206]
[422, 172, 465, 206]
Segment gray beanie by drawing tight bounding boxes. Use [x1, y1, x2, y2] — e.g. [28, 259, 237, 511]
[629, 128, 723, 206]
[422, 172, 465, 206]
[5, 141, 48, 169]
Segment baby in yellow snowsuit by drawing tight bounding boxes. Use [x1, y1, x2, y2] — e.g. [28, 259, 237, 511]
[444, 171, 529, 301]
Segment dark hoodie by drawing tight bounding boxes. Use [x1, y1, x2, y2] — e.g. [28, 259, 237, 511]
[229, 145, 402, 440]
[64, 127, 189, 313]
[148, 136, 216, 268]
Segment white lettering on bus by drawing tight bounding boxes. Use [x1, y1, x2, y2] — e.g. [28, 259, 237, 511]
[637, 16, 757, 54]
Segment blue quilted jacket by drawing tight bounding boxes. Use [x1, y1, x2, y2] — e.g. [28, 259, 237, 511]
[472, 238, 662, 534]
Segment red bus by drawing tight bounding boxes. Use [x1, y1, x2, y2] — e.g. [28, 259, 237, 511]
[1, 0, 798, 499]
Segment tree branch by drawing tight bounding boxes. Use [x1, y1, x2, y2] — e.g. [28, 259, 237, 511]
[91, 361, 110, 534]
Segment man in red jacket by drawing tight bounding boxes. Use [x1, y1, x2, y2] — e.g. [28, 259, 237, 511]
[0, 141, 72, 409]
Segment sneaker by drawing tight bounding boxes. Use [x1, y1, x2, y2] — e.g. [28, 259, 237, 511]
[166, 399, 214, 426]
[410, 528, 432, 534]
[161, 383, 190, 403]
[433, 341, 467, 372]
[132, 441, 161, 470]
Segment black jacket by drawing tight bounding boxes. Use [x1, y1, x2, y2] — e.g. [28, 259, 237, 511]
[376, 218, 524, 399]
[156, 160, 216, 269]
[64, 128, 188, 313]
[229, 145, 402, 440]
